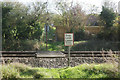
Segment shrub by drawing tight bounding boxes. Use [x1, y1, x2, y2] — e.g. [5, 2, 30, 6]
[74, 29, 85, 41]
[33, 71, 55, 79]
[9, 63, 31, 72]
[97, 27, 118, 41]
[1, 64, 20, 80]
[71, 40, 119, 51]
[2, 39, 41, 51]
[33, 68, 60, 78]
[33, 72, 45, 79]
[116, 16, 120, 41]
[0, 63, 119, 78]
[100, 6, 115, 28]
[59, 63, 119, 78]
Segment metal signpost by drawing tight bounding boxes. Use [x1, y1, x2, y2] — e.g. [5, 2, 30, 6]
[45, 23, 49, 51]
[64, 33, 74, 67]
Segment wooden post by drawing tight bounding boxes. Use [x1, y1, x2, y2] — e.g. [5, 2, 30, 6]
[64, 33, 73, 67]
[68, 46, 70, 67]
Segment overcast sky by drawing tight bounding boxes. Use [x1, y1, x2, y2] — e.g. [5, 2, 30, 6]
[1, 0, 120, 14]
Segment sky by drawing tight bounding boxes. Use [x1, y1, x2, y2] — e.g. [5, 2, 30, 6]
[1, 0, 120, 14]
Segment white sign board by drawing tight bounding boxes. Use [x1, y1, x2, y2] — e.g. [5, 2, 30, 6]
[118, 1, 120, 14]
[64, 33, 74, 46]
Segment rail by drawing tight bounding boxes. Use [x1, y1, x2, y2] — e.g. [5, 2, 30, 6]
[0, 51, 120, 57]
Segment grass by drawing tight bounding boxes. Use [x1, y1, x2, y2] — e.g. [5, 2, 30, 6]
[46, 41, 65, 51]
[41, 40, 120, 51]
[0, 63, 119, 79]
[41, 41, 87, 51]
[59, 63, 119, 78]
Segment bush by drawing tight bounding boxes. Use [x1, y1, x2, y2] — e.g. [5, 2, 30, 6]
[59, 63, 119, 78]
[2, 39, 41, 51]
[0, 63, 119, 78]
[116, 17, 120, 41]
[71, 40, 119, 51]
[97, 27, 118, 41]
[9, 63, 31, 72]
[74, 29, 85, 41]
[33, 70, 57, 78]
[33, 72, 45, 79]
[33, 68, 60, 78]
[0, 64, 20, 80]
[100, 6, 115, 28]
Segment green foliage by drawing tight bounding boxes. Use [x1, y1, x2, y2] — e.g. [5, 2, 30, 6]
[47, 42, 65, 51]
[74, 29, 85, 41]
[97, 27, 118, 41]
[59, 63, 119, 78]
[2, 2, 47, 51]
[71, 40, 119, 51]
[118, 25, 120, 41]
[100, 6, 115, 28]
[33, 68, 60, 78]
[9, 63, 31, 72]
[97, 8, 119, 41]
[2, 40, 41, 51]
[3, 39, 120, 51]
[0, 64, 20, 80]
[54, 2, 86, 32]
[1, 2, 119, 51]
[31, 22, 44, 40]
[1, 63, 119, 78]
[115, 16, 120, 41]
[43, 26, 56, 42]
[2, 39, 64, 51]
[33, 72, 44, 79]
[97, 15, 119, 41]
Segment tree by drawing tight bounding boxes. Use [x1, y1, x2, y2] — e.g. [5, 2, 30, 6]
[55, 1, 86, 30]
[97, 2, 117, 41]
[53, 1, 87, 41]
[2, 2, 48, 41]
[2, 2, 49, 50]
[103, 0, 117, 12]
[100, 6, 115, 28]
[100, 1, 116, 28]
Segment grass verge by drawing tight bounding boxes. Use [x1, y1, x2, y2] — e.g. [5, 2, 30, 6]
[0, 63, 119, 79]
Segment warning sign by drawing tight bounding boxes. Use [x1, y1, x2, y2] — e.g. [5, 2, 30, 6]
[64, 33, 74, 46]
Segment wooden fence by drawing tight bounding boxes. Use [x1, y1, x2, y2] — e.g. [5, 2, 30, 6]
[55, 26, 103, 41]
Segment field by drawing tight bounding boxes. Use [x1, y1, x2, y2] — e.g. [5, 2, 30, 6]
[0, 62, 119, 79]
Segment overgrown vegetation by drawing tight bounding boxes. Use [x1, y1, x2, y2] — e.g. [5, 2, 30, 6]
[100, 6, 115, 28]
[97, 1, 119, 41]
[2, 2, 49, 51]
[2, 1, 120, 51]
[0, 64, 20, 80]
[2, 40, 119, 51]
[71, 40, 120, 51]
[0, 63, 119, 79]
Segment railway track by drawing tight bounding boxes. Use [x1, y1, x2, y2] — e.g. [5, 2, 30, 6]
[0, 51, 119, 68]
[0, 51, 120, 57]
